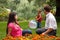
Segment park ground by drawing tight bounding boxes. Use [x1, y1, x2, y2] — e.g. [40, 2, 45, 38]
[0, 21, 60, 40]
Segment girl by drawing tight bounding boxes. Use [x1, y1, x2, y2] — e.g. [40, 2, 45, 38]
[6, 12, 32, 37]
[36, 10, 42, 28]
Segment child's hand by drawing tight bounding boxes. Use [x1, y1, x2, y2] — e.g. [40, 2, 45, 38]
[21, 28, 23, 30]
[35, 16, 37, 19]
[36, 18, 39, 21]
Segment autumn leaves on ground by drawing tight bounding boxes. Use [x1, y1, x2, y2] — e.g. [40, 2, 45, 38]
[3, 34, 60, 40]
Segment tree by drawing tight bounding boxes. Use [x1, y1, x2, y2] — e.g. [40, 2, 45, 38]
[46, 0, 56, 8]
[0, 0, 8, 7]
[28, 0, 32, 3]
[8, 0, 20, 11]
[56, 0, 60, 17]
[34, 0, 46, 7]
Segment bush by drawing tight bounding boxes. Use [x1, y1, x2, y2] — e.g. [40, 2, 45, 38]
[0, 7, 9, 21]
[17, 17, 26, 21]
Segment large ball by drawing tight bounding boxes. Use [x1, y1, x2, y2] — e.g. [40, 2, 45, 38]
[29, 20, 37, 29]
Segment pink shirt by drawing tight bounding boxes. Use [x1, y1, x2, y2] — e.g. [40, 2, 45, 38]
[8, 22, 22, 37]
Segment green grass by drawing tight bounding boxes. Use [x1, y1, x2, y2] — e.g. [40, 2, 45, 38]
[0, 21, 60, 40]
[56, 22, 60, 36]
[0, 22, 6, 40]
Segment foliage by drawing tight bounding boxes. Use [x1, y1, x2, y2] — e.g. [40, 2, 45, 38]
[46, 0, 56, 8]
[3, 34, 60, 40]
[0, 7, 9, 21]
[0, 0, 56, 21]
[0, 0, 8, 7]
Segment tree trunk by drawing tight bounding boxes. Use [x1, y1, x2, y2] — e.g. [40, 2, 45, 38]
[56, 0, 60, 17]
[56, 0, 60, 22]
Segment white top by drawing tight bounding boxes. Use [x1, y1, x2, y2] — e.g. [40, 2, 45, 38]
[45, 12, 57, 30]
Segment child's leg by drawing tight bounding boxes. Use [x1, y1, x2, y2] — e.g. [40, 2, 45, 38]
[22, 30, 32, 36]
[37, 22, 41, 28]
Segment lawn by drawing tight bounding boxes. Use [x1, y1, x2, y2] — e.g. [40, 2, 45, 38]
[0, 21, 60, 40]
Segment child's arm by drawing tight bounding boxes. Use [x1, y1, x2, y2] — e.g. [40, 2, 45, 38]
[7, 27, 12, 36]
[35, 16, 38, 20]
[20, 28, 23, 30]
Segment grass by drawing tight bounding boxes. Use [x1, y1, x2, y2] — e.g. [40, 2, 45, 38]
[0, 21, 60, 40]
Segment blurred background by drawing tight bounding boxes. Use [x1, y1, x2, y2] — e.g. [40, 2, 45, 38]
[0, 0, 56, 21]
[0, 0, 60, 40]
